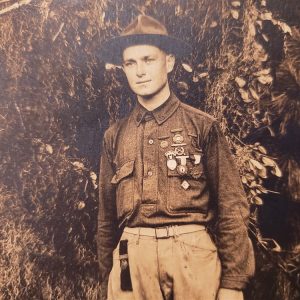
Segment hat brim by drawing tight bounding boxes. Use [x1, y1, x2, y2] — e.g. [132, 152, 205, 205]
[99, 34, 192, 65]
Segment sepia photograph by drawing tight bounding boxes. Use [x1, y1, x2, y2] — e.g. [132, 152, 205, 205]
[0, 0, 299, 299]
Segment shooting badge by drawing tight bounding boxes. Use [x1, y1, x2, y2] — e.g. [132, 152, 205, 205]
[165, 150, 177, 171]
[176, 155, 189, 175]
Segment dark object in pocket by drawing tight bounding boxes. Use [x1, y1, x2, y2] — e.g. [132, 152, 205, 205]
[119, 240, 133, 291]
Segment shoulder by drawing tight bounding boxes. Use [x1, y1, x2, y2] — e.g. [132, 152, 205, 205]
[177, 101, 218, 141]
[103, 115, 131, 139]
[102, 114, 133, 153]
[179, 101, 216, 125]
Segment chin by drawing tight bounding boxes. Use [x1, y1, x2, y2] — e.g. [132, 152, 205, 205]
[133, 88, 155, 97]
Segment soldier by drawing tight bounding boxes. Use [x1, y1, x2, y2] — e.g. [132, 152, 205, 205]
[97, 15, 254, 300]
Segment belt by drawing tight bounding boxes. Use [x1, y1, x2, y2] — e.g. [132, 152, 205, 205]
[123, 224, 206, 239]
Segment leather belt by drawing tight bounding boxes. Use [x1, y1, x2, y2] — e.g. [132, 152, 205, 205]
[123, 224, 206, 239]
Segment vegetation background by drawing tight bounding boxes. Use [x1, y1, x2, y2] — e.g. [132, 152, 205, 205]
[0, 0, 299, 299]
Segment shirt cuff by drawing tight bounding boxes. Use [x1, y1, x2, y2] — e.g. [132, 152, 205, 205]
[220, 276, 249, 290]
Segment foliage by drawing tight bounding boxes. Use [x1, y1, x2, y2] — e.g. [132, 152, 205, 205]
[0, 0, 299, 299]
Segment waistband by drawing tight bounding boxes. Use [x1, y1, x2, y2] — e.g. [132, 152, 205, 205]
[123, 224, 206, 239]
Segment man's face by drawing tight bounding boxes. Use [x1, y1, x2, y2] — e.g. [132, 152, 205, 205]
[122, 44, 175, 98]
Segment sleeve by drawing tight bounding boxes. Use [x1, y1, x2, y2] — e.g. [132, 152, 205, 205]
[204, 121, 255, 290]
[97, 130, 119, 295]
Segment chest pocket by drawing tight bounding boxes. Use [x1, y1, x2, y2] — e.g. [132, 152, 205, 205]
[111, 160, 135, 220]
[166, 135, 208, 214]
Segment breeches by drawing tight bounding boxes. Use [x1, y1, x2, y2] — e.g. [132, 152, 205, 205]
[107, 225, 221, 300]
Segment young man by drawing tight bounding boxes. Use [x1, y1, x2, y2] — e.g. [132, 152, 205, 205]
[97, 15, 255, 300]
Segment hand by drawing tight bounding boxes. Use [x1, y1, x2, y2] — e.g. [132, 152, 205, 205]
[217, 288, 243, 300]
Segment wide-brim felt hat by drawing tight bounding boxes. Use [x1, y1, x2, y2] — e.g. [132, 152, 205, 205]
[100, 15, 192, 65]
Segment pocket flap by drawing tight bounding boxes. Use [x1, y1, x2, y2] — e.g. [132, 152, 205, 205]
[111, 160, 134, 184]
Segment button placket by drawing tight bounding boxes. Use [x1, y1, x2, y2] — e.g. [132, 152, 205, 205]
[142, 119, 158, 205]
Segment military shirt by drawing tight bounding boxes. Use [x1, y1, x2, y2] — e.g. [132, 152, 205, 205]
[97, 92, 255, 290]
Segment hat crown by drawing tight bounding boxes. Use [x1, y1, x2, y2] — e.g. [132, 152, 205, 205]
[122, 15, 168, 36]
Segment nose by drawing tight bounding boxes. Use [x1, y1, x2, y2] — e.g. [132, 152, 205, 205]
[136, 62, 146, 77]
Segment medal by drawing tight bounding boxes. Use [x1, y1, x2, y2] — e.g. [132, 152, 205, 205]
[193, 154, 201, 165]
[190, 168, 202, 179]
[175, 147, 185, 156]
[172, 133, 184, 144]
[167, 159, 177, 170]
[181, 180, 190, 190]
[176, 155, 189, 166]
[160, 140, 169, 148]
[177, 164, 187, 175]
[165, 150, 177, 171]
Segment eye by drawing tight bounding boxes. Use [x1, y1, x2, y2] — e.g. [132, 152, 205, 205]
[123, 61, 135, 68]
[145, 58, 155, 64]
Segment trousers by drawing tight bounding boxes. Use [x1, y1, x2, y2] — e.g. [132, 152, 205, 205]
[107, 225, 221, 300]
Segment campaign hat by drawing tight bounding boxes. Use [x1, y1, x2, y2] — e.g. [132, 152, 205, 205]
[100, 15, 192, 65]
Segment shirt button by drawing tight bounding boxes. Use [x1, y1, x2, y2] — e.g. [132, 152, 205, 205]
[148, 139, 154, 145]
[147, 170, 153, 177]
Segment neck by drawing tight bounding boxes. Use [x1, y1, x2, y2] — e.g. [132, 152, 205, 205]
[137, 83, 171, 111]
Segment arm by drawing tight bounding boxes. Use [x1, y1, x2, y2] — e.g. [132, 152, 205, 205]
[97, 131, 118, 297]
[204, 121, 255, 290]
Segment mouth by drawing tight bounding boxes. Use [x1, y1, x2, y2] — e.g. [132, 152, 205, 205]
[136, 80, 151, 84]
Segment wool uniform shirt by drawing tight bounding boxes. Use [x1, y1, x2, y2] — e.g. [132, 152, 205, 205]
[97, 92, 255, 290]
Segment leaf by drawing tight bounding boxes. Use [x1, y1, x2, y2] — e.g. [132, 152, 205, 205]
[177, 81, 189, 95]
[260, 12, 273, 21]
[235, 77, 246, 87]
[267, 126, 276, 137]
[258, 185, 268, 194]
[231, 9, 239, 19]
[177, 81, 189, 90]
[249, 87, 259, 100]
[277, 21, 292, 34]
[231, 1, 241, 7]
[182, 63, 193, 73]
[256, 20, 263, 29]
[271, 164, 283, 177]
[90, 171, 97, 181]
[261, 238, 281, 252]
[210, 21, 218, 28]
[262, 34, 269, 42]
[254, 196, 263, 205]
[72, 161, 85, 170]
[192, 75, 199, 83]
[258, 75, 273, 85]
[260, 53, 269, 62]
[239, 89, 252, 103]
[254, 68, 271, 76]
[258, 166, 267, 178]
[77, 201, 85, 210]
[245, 174, 255, 181]
[105, 63, 116, 70]
[258, 145, 267, 154]
[250, 181, 257, 187]
[90, 171, 98, 189]
[250, 159, 264, 170]
[45, 144, 53, 154]
[262, 156, 276, 167]
[261, 0, 266, 7]
[241, 176, 247, 184]
[198, 72, 209, 78]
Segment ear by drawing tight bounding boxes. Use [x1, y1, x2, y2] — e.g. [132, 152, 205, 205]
[166, 54, 175, 74]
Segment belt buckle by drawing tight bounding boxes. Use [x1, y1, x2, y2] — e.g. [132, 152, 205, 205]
[155, 226, 169, 239]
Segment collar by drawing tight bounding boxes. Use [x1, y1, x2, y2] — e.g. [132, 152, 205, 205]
[133, 92, 180, 126]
